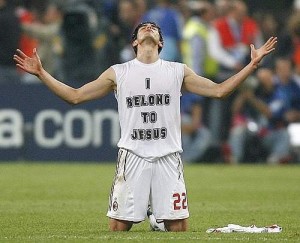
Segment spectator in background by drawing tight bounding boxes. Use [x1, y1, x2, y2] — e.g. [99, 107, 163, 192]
[101, 0, 121, 66]
[229, 58, 300, 164]
[20, 1, 64, 83]
[277, 12, 300, 84]
[92, 6, 114, 73]
[181, 0, 218, 79]
[17, 1, 38, 59]
[61, 0, 99, 87]
[102, 0, 118, 23]
[212, 0, 263, 80]
[256, 58, 299, 164]
[174, 0, 190, 23]
[214, 0, 231, 18]
[135, 0, 148, 22]
[117, 0, 141, 62]
[142, 0, 183, 61]
[254, 12, 279, 69]
[256, 12, 278, 43]
[274, 58, 300, 125]
[0, 0, 22, 84]
[228, 70, 271, 163]
[207, 0, 263, 146]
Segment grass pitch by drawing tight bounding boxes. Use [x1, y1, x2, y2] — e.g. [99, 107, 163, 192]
[0, 162, 299, 242]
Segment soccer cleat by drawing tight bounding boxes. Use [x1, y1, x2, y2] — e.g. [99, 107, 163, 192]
[147, 208, 166, 232]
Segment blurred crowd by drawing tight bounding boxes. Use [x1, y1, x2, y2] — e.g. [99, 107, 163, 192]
[1, 0, 300, 164]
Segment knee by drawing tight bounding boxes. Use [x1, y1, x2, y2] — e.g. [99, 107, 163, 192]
[109, 218, 133, 231]
[164, 219, 188, 232]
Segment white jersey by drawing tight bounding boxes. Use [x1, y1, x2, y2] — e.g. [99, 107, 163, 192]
[112, 58, 184, 161]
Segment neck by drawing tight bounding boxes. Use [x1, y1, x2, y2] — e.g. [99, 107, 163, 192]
[136, 40, 160, 64]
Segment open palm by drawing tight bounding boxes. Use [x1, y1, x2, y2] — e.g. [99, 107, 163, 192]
[250, 37, 277, 68]
[13, 48, 42, 76]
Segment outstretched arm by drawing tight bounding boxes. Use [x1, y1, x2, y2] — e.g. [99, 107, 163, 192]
[183, 37, 277, 98]
[14, 48, 116, 105]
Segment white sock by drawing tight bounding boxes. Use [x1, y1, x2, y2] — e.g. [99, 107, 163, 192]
[149, 214, 167, 232]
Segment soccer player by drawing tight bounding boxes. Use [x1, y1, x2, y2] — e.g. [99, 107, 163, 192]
[13, 22, 277, 232]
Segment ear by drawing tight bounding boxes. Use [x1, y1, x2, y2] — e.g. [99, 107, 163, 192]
[132, 40, 138, 48]
[158, 41, 163, 48]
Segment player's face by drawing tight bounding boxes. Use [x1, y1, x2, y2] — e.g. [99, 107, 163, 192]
[136, 23, 161, 44]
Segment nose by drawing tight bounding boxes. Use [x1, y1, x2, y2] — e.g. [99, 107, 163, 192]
[145, 24, 152, 30]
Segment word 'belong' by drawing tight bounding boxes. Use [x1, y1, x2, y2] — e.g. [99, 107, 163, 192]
[126, 94, 170, 108]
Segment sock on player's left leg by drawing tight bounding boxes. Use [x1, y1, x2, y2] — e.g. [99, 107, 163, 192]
[147, 208, 167, 232]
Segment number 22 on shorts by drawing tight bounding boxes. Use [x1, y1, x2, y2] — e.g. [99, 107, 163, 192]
[173, 192, 188, 210]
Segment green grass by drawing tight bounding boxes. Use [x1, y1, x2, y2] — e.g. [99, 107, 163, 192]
[0, 162, 300, 242]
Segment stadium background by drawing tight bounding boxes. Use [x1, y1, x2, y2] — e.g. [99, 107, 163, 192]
[1, 1, 300, 241]
[1, 0, 300, 162]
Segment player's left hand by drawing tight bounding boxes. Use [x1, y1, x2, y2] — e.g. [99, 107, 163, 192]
[250, 37, 277, 69]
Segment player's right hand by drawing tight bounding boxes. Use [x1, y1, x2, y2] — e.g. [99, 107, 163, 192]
[13, 48, 43, 76]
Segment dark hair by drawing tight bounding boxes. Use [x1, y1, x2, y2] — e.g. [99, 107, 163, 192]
[131, 22, 164, 55]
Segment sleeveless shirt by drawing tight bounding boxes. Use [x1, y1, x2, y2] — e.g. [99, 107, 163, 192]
[112, 58, 184, 161]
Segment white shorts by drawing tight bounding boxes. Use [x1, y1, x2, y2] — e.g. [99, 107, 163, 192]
[107, 148, 189, 222]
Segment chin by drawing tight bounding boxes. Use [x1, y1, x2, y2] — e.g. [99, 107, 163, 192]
[142, 36, 159, 44]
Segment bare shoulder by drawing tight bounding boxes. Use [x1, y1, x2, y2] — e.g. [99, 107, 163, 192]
[183, 64, 195, 78]
[182, 64, 218, 97]
[95, 66, 117, 90]
[183, 64, 202, 84]
[99, 67, 116, 83]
